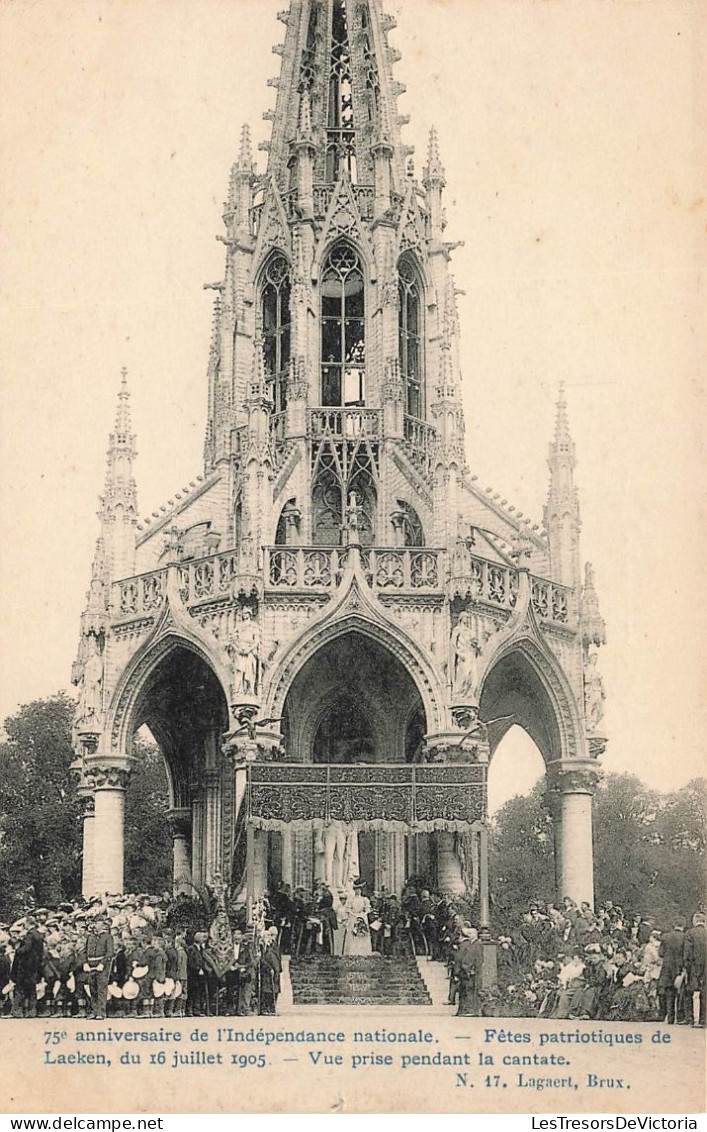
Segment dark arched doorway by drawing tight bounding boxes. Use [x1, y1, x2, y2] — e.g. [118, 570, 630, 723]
[131, 645, 230, 890]
[277, 630, 428, 894]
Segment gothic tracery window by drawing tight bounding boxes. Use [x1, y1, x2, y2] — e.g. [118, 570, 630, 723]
[321, 243, 365, 407]
[311, 446, 377, 546]
[326, 0, 356, 181]
[398, 257, 423, 419]
[261, 254, 291, 416]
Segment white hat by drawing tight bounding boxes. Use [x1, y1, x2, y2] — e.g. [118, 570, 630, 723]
[152, 979, 165, 999]
[122, 979, 139, 1001]
[107, 982, 123, 999]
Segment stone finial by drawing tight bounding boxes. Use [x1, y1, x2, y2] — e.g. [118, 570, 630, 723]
[581, 562, 607, 647]
[236, 123, 254, 173]
[113, 368, 133, 448]
[424, 126, 446, 185]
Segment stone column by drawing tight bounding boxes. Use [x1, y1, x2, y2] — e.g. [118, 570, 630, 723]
[478, 824, 490, 926]
[80, 795, 96, 899]
[436, 831, 466, 895]
[204, 769, 222, 884]
[190, 790, 206, 888]
[549, 764, 600, 908]
[90, 765, 130, 895]
[167, 808, 192, 895]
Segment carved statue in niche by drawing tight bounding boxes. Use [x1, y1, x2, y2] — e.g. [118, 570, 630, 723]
[450, 611, 483, 701]
[230, 608, 261, 697]
[583, 648, 606, 733]
[77, 634, 104, 726]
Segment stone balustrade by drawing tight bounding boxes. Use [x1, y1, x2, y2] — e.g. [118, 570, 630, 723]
[177, 551, 239, 605]
[111, 547, 571, 627]
[113, 570, 167, 621]
[309, 407, 380, 440]
[403, 414, 438, 477]
[265, 546, 444, 593]
[449, 553, 572, 626]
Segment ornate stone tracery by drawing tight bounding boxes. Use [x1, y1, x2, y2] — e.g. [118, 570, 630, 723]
[72, 0, 606, 911]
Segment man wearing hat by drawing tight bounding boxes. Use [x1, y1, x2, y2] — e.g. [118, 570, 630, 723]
[84, 916, 115, 1020]
[10, 917, 44, 1018]
[684, 911, 707, 1027]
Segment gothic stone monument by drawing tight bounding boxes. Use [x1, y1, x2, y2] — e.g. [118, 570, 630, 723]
[71, 0, 607, 916]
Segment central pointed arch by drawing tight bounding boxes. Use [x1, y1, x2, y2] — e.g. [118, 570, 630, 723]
[265, 608, 445, 735]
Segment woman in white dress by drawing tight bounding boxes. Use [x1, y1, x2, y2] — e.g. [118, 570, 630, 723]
[342, 881, 372, 957]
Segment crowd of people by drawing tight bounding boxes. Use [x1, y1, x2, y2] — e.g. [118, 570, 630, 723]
[479, 899, 707, 1025]
[1, 886, 705, 1024]
[0, 893, 282, 1020]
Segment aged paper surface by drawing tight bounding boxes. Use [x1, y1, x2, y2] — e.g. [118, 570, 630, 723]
[1, 0, 705, 1116]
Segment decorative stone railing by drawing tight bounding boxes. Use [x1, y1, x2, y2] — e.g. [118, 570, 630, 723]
[403, 414, 438, 477]
[269, 410, 287, 446]
[309, 407, 380, 440]
[113, 570, 167, 621]
[530, 576, 571, 626]
[265, 546, 444, 593]
[247, 762, 486, 830]
[177, 551, 240, 606]
[111, 549, 570, 628]
[449, 554, 572, 626]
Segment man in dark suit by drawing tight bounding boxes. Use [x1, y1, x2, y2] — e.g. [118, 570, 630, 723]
[84, 916, 115, 1020]
[186, 931, 209, 1017]
[11, 918, 45, 1018]
[684, 912, 707, 1027]
[658, 916, 686, 1024]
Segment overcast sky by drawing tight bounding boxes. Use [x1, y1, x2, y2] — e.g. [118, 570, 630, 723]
[0, 0, 703, 809]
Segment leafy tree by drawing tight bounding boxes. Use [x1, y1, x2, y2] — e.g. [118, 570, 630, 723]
[490, 772, 706, 929]
[124, 734, 172, 895]
[0, 694, 82, 913]
[0, 695, 173, 917]
[593, 773, 706, 923]
[489, 781, 555, 927]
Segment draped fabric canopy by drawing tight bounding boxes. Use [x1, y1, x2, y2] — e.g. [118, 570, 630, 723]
[247, 762, 487, 833]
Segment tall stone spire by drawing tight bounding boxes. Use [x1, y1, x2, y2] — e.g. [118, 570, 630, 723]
[264, 0, 409, 192]
[544, 382, 581, 588]
[99, 369, 138, 582]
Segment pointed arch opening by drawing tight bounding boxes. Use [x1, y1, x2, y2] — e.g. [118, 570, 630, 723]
[398, 254, 424, 419]
[282, 629, 426, 765]
[260, 252, 291, 418]
[479, 647, 564, 766]
[122, 643, 230, 890]
[487, 724, 546, 816]
[321, 241, 365, 406]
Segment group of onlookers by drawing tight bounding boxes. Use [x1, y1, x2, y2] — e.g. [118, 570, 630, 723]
[2, 888, 705, 1024]
[0, 894, 281, 1019]
[490, 899, 707, 1024]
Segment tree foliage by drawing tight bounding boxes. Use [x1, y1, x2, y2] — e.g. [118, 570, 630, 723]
[0, 694, 82, 912]
[0, 695, 172, 918]
[490, 772, 706, 928]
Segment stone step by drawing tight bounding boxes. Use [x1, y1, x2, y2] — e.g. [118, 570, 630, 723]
[289, 955, 432, 1007]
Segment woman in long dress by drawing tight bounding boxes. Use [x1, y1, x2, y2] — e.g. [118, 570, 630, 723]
[342, 882, 372, 957]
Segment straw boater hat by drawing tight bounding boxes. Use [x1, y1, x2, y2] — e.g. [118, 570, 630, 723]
[121, 978, 139, 1001]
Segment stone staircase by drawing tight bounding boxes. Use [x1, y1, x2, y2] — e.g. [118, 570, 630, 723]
[288, 954, 432, 1007]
